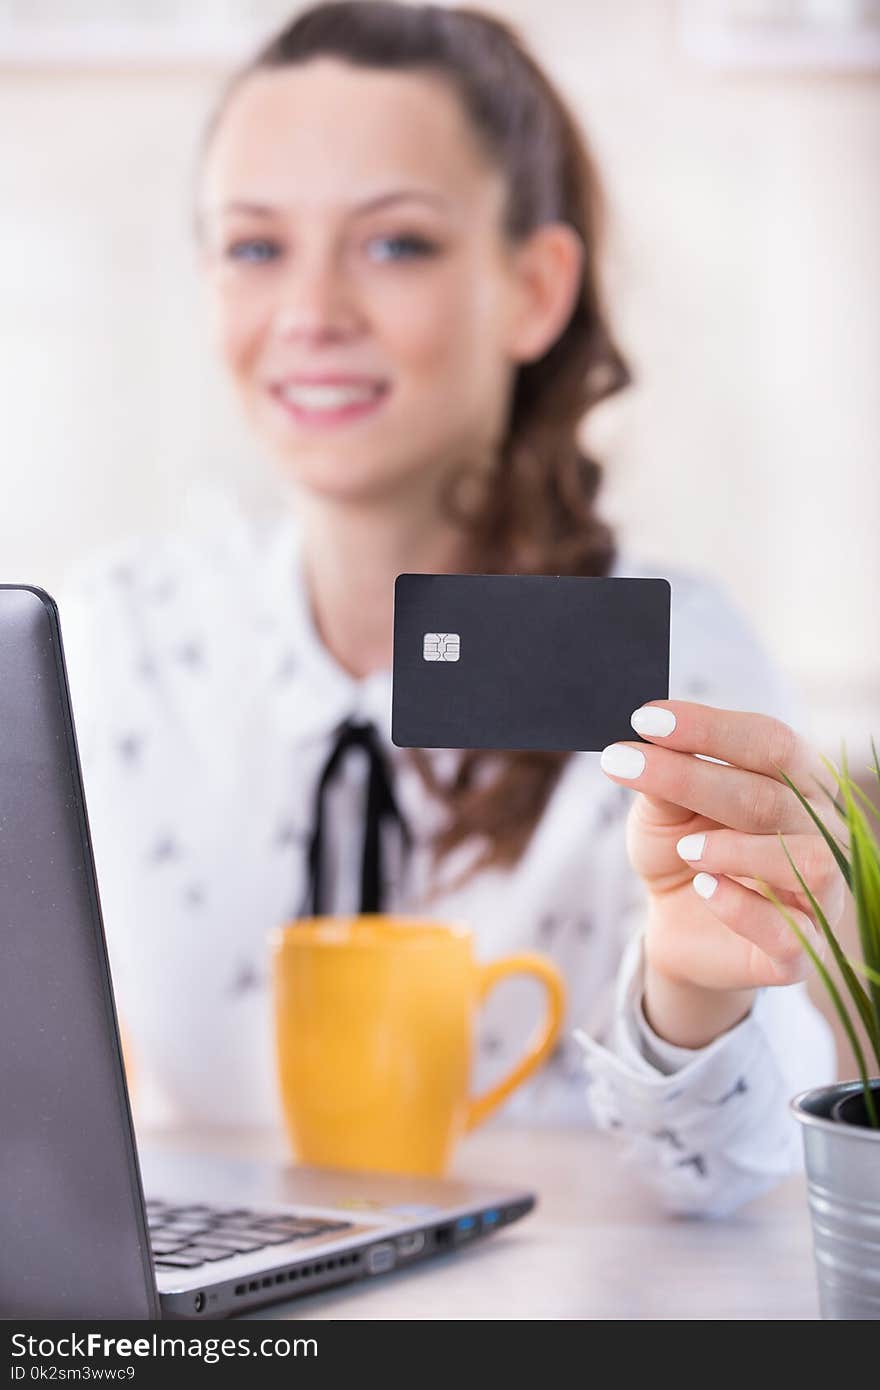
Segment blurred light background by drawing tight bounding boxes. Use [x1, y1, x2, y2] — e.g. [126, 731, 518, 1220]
[1, 0, 878, 762]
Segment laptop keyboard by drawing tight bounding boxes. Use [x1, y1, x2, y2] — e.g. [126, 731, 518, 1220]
[146, 1199, 354, 1270]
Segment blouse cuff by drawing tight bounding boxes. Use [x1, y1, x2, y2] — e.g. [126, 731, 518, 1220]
[573, 931, 765, 1135]
[631, 993, 704, 1076]
[573, 937, 795, 1214]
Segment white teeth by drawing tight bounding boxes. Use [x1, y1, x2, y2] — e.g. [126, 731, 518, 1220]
[280, 383, 380, 411]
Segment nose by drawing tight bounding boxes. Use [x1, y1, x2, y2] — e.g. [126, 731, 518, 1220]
[271, 254, 361, 346]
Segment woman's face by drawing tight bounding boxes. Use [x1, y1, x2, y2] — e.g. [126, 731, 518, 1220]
[198, 59, 538, 505]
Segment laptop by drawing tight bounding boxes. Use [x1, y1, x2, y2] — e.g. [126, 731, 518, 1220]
[0, 585, 534, 1320]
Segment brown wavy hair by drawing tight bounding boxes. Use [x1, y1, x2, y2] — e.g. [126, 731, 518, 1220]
[208, 1, 630, 881]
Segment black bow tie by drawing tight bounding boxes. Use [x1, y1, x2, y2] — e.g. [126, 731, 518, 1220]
[302, 719, 411, 917]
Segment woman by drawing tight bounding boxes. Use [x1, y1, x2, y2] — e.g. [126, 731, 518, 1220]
[62, 2, 836, 1215]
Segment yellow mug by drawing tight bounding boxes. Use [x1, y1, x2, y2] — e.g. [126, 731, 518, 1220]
[271, 915, 566, 1176]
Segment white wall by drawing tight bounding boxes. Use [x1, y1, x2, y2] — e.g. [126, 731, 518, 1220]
[1, 0, 878, 759]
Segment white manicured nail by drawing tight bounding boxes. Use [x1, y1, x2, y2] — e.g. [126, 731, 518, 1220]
[693, 872, 718, 900]
[677, 832, 706, 862]
[630, 706, 676, 737]
[600, 744, 646, 779]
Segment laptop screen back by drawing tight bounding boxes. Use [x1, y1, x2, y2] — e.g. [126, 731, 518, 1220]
[0, 586, 158, 1318]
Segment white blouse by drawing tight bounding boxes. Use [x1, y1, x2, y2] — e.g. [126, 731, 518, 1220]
[59, 494, 835, 1217]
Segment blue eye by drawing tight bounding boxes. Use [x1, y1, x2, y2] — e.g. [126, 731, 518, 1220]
[367, 234, 436, 263]
[226, 239, 280, 264]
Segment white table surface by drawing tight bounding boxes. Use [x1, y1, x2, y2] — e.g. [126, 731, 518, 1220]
[142, 1124, 819, 1320]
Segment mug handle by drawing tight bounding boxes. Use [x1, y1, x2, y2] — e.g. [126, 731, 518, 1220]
[465, 953, 567, 1132]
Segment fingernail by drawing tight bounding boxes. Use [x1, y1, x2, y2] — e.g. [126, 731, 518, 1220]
[693, 872, 718, 900]
[600, 744, 646, 779]
[630, 705, 676, 737]
[677, 832, 706, 861]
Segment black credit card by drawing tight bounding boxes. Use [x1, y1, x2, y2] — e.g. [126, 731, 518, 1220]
[391, 573, 670, 752]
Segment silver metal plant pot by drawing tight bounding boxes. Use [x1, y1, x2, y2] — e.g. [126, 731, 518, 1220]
[791, 1080, 880, 1320]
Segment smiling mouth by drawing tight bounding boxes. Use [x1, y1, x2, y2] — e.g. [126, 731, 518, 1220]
[269, 379, 390, 426]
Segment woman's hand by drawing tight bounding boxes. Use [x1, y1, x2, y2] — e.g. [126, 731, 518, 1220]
[599, 701, 846, 1049]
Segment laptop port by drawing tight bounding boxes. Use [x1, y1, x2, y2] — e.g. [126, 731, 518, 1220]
[193, 1292, 205, 1313]
[481, 1208, 501, 1230]
[505, 1201, 531, 1221]
[366, 1242, 396, 1275]
[395, 1231, 426, 1259]
[454, 1215, 477, 1242]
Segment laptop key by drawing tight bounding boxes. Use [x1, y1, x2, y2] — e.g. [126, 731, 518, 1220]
[227, 1228, 299, 1246]
[190, 1233, 269, 1254]
[257, 1220, 342, 1238]
[179, 1245, 242, 1263]
[252, 1217, 326, 1231]
[154, 1253, 209, 1269]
